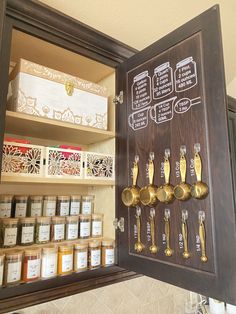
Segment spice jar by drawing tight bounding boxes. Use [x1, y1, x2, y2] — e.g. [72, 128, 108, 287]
[0, 254, 5, 287]
[0, 195, 13, 218]
[19, 217, 35, 246]
[58, 245, 73, 276]
[35, 217, 51, 244]
[79, 214, 91, 239]
[74, 242, 88, 272]
[66, 216, 79, 240]
[43, 195, 57, 217]
[41, 246, 58, 279]
[56, 196, 70, 216]
[4, 251, 23, 286]
[1, 218, 18, 248]
[51, 217, 65, 242]
[70, 195, 81, 215]
[91, 213, 103, 238]
[14, 195, 28, 217]
[102, 239, 115, 267]
[81, 195, 94, 214]
[88, 240, 101, 269]
[28, 195, 43, 217]
[22, 249, 41, 283]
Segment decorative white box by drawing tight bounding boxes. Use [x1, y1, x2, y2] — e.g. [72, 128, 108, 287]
[84, 151, 115, 180]
[8, 59, 108, 130]
[2, 141, 44, 177]
[45, 147, 83, 179]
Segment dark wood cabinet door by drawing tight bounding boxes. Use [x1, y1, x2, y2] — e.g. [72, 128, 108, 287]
[116, 5, 236, 304]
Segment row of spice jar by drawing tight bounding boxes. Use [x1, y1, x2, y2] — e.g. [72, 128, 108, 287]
[0, 214, 103, 248]
[0, 194, 95, 218]
[0, 239, 115, 287]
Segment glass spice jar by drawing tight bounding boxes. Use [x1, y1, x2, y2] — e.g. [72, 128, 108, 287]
[91, 213, 103, 238]
[28, 195, 43, 217]
[51, 217, 65, 242]
[35, 216, 51, 244]
[102, 239, 115, 267]
[22, 249, 41, 283]
[41, 246, 58, 279]
[19, 217, 35, 246]
[14, 195, 28, 218]
[81, 195, 94, 215]
[70, 195, 81, 215]
[0, 254, 5, 287]
[4, 251, 23, 286]
[1, 218, 18, 248]
[56, 196, 70, 216]
[74, 242, 88, 272]
[79, 214, 91, 239]
[0, 195, 13, 218]
[66, 216, 79, 240]
[88, 240, 101, 270]
[58, 245, 73, 276]
[43, 195, 57, 217]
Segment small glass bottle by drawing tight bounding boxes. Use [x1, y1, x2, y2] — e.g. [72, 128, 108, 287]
[88, 240, 101, 270]
[102, 239, 115, 267]
[43, 195, 57, 217]
[79, 214, 91, 239]
[28, 195, 43, 217]
[4, 251, 23, 286]
[56, 196, 70, 216]
[70, 195, 81, 215]
[0, 254, 5, 287]
[0, 195, 13, 218]
[41, 246, 58, 279]
[81, 195, 94, 214]
[19, 217, 35, 246]
[91, 213, 103, 238]
[22, 249, 41, 283]
[51, 217, 65, 242]
[58, 245, 73, 276]
[1, 218, 18, 248]
[66, 216, 79, 240]
[74, 242, 88, 272]
[14, 195, 28, 217]
[35, 216, 51, 244]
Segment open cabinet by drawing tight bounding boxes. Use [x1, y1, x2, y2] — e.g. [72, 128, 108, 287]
[0, 1, 236, 312]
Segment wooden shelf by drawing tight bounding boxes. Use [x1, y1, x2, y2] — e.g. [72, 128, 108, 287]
[5, 111, 115, 145]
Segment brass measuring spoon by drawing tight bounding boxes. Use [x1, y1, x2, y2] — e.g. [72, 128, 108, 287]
[190, 144, 209, 199]
[149, 208, 158, 254]
[121, 155, 140, 207]
[157, 150, 175, 204]
[199, 211, 208, 263]
[140, 152, 158, 206]
[181, 210, 190, 259]
[174, 146, 191, 201]
[134, 207, 145, 253]
[164, 209, 173, 257]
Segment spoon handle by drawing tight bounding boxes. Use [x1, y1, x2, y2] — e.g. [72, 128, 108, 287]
[180, 153, 187, 183]
[194, 152, 202, 182]
[199, 219, 208, 263]
[164, 156, 171, 185]
[132, 161, 139, 186]
[164, 216, 172, 256]
[182, 219, 190, 258]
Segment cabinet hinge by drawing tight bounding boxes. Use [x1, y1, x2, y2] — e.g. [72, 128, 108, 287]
[113, 217, 124, 232]
[113, 91, 123, 104]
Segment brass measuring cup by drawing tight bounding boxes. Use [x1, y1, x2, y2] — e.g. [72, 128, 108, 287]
[121, 155, 140, 207]
[174, 146, 191, 201]
[190, 144, 209, 199]
[157, 150, 175, 204]
[140, 152, 158, 206]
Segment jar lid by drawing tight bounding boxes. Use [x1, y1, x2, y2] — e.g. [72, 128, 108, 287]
[82, 195, 94, 200]
[74, 241, 88, 249]
[20, 217, 35, 224]
[44, 195, 57, 200]
[102, 238, 115, 246]
[52, 216, 65, 223]
[57, 195, 70, 201]
[37, 216, 51, 223]
[59, 245, 73, 252]
[5, 250, 23, 258]
[15, 195, 28, 200]
[70, 195, 81, 200]
[2, 218, 18, 224]
[92, 213, 104, 220]
[66, 215, 79, 222]
[24, 248, 41, 256]
[79, 214, 91, 220]
[0, 194, 14, 201]
[30, 195, 43, 201]
[42, 246, 58, 254]
[89, 240, 101, 248]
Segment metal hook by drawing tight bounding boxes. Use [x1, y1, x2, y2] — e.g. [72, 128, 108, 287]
[180, 145, 186, 156]
[135, 155, 139, 163]
[165, 149, 170, 158]
[194, 143, 201, 154]
[198, 210, 205, 223]
[164, 208, 170, 219]
[182, 209, 188, 221]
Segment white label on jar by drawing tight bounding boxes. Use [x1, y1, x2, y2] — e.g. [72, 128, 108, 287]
[4, 227, 17, 246]
[39, 225, 50, 242]
[7, 261, 21, 283]
[15, 203, 27, 217]
[54, 224, 64, 240]
[70, 201, 80, 215]
[0, 264, 3, 285]
[30, 203, 42, 216]
[82, 201, 92, 214]
[67, 223, 78, 240]
[76, 251, 87, 269]
[41, 254, 57, 278]
[27, 258, 40, 279]
[91, 249, 101, 267]
[0, 203, 11, 218]
[59, 202, 70, 216]
[43, 201, 56, 216]
[105, 249, 114, 265]
[92, 221, 102, 236]
[21, 226, 34, 244]
[80, 221, 90, 237]
[62, 254, 73, 273]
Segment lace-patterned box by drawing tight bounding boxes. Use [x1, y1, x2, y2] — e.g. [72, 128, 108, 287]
[8, 59, 108, 130]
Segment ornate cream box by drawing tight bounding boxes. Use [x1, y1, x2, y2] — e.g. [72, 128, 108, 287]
[8, 59, 108, 130]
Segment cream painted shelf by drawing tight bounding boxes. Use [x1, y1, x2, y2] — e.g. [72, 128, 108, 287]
[5, 111, 115, 144]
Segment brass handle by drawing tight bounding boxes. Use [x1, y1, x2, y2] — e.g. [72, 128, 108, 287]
[149, 211, 158, 254]
[194, 152, 202, 182]
[137, 215, 141, 243]
[164, 157, 171, 185]
[135, 209, 145, 253]
[199, 219, 208, 263]
[180, 153, 187, 183]
[164, 215, 173, 256]
[182, 219, 190, 259]
[148, 159, 154, 185]
[132, 161, 139, 186]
